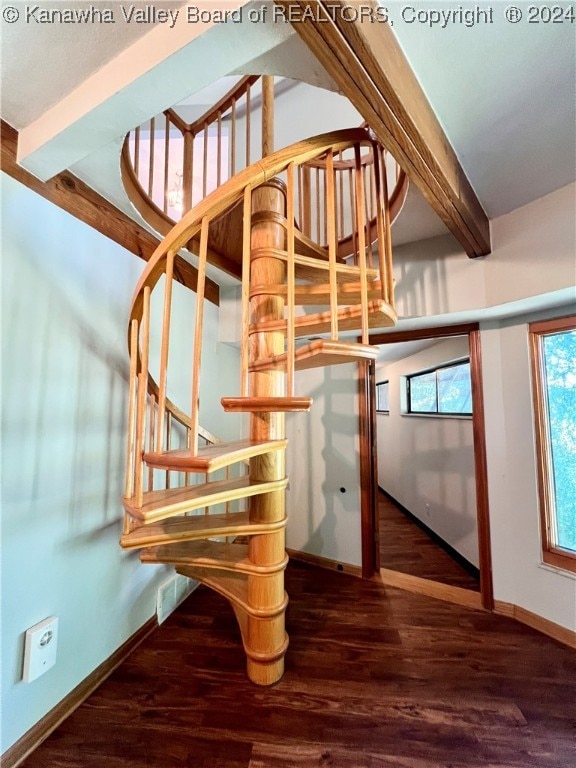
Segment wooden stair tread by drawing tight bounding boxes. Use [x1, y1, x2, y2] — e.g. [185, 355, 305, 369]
[251, 247, 378, 284]
[120, 509, 288, 550]
[250, 300, 396, 338]
[249, 340, 379, 373]
[140, 540, 287, 574]
[176, 566, 289, 619]
[221, 397, 312, 413]
[251, 281, 382, 305]
[123, 476, 288, 524]
[143, 438, 287, 473]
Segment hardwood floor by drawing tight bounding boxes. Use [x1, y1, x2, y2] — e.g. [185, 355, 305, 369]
[20, 562, 575, 768]
[379, 491, 481, 591]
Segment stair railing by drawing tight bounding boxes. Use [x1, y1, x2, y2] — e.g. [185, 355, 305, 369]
[298, 144, 407, 263]
[122, 76, 260, 231]
[123, 128, 399, 515]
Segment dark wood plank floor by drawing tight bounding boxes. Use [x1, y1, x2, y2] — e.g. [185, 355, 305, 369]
[379, 491, 480, 591]
[21, 562, 575, 768]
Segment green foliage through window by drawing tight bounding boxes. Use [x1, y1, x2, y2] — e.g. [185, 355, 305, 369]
[541, 329, 576, 554]
[407, 361, 472, 415]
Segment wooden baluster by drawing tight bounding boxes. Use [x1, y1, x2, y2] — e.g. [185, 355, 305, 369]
[241, 186, 251, 397]
[262, 75, 274, 158]
[183, 131, 193, 213]
[315, 168, 321, 243]
[148, 117, 155, 199]
[189, 217, 209, 456]
[325, 150, 339, 341]
[217, 111, 222, 187]
[354, 144, 369, 344]
[165, 410, 172, 489]
[372, 142, 388, 303]
[134, 126, 141, 180]
[245, 82, 251, 166]
[231, 98, 236, 176]
[163, 114, 170, 214]
[124, 318, 139, 503]
[302, 165, 311, 237]
[298, 165, 303, 230]
[134, 285, 151, 507]
[203, 122, 208, 198]
[286, 162, 296, 397]
[338, 152, 345, 241]
[380, 146, 394, 308]
[348, 168, 358, 265]
[323, 168, 328, 245]
[189, 131, 195, 209]
[364, 163, 373, 269]
[147, 395, 156, 491]
[156, 249, 175, 452]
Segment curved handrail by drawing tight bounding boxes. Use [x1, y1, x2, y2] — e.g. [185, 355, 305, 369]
[169, 75, 260, 137]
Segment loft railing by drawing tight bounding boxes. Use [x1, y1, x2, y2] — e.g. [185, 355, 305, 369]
[122, 75, 260, 232]
[121, 78, 408, 257]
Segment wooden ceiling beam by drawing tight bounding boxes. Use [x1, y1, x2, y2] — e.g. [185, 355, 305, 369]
[0, 120, 219, 306]
[276, 0, 491, 257]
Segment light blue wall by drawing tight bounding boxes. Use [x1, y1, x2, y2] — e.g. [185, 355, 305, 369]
[0, 174, 240, 752]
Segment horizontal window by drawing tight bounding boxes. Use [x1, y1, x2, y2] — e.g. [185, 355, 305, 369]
[407, 360, 472, 416]
[376, 381, 389, 413]
[530, 316, 576, 574]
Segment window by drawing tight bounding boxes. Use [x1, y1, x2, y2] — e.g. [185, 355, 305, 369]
[407, 360, 472, 416]
[376, 381, 389, 413]
[530, 316, 576, 573]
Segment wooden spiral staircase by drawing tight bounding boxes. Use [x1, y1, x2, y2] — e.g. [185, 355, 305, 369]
[120, 76, 407, 685]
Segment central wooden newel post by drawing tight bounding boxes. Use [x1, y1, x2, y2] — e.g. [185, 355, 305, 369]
[245, 76, 289, 685]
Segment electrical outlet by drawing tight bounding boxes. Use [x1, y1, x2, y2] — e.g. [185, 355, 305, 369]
[23, 617, 58, 682]
[425, 503, 432, 519]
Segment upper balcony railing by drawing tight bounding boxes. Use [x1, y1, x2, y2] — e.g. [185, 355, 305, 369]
[121, 76, 409, 265]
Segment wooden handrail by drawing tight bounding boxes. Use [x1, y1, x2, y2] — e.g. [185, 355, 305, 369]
[168, 75, 260, 137]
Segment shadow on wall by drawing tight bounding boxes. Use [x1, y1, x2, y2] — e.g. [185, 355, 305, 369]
[394, 234, 476, 319]
[288, 365, 361, 561]
[2, 245, 130, 540]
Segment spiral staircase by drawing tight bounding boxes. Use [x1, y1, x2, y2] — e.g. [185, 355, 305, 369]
[120, 76, 408, 685]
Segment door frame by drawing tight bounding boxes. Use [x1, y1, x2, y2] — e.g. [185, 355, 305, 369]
[358, 322, 494, 610]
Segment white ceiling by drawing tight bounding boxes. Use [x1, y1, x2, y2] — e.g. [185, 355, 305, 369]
[1, 1, 574, 242]
[391, 1, 576, 217]
[0, 1, 184, 128]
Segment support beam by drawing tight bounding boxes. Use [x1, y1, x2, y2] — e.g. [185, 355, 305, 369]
[275, 0, 491, 257]
[1, 120, 219, 305]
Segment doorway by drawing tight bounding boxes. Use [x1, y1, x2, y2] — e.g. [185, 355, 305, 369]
[359, 324, 494, 610]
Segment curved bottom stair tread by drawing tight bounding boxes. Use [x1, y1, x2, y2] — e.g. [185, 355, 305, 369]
[177, 565, 289, 619]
